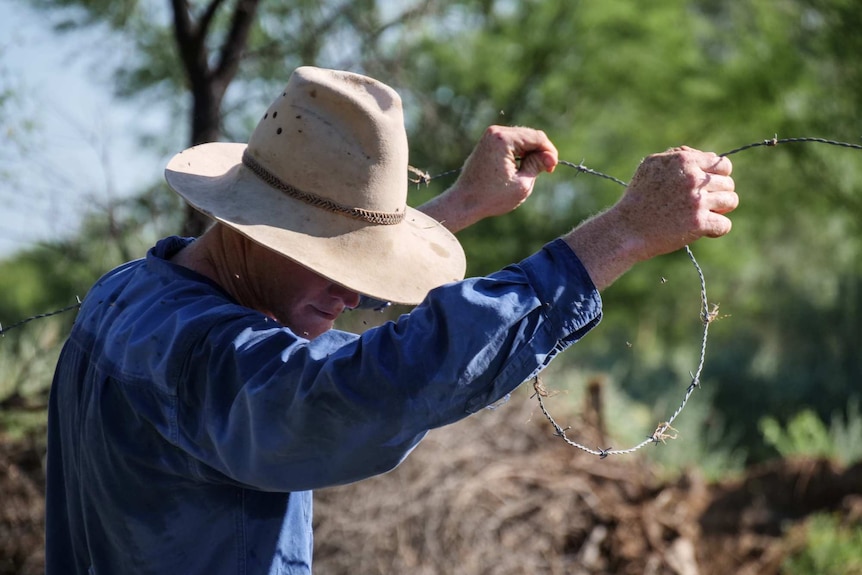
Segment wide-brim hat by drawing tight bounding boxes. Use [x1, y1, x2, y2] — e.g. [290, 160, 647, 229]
[164, 66, 466, 305]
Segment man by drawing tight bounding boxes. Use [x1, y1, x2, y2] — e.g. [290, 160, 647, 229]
[46, 66, 737, 574]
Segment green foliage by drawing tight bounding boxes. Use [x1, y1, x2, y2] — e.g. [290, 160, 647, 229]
[0, 320, 61, 437]
[783, 513, 862, 575]
[760, 411, 835, 460]
[0, 49, 37, 180]
[31, 0, 450, 149]
[14, 0, 862, 466]
[0, 183, 183, 413]
[0, 320, 64, 399]
[0, 183, 182, 324]
[759, 399, 862, 466]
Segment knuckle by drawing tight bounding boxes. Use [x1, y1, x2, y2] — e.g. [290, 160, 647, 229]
[485, 125, 506, 138]
[682, 168, 700, 189]
[724, 176, 736, 192]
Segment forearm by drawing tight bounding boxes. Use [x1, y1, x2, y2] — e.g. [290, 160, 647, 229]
[420, 187, 646, 290]
[561, 208, 645, 292]
[564, 148, 737, 290]
[415, 183, 483, 233]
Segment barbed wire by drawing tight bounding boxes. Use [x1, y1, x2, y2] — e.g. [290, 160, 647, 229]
[528, 134, 862, 458]
[557, 160, 629, 187]
[531, 155, 714, 457]
[531, 245, 714, 458]
[720, 135, 862, 157]
[0, 297, 81, 337]
[2, 135, 860, 458]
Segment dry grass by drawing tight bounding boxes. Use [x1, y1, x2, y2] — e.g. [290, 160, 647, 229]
[314, 394, 862, 575]
[314, 397, 709, 575]
[3, 388, 860, 575]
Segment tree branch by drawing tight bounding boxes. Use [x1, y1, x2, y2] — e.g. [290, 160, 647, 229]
[212, 0, 261, 91]
[170, 0, 204, 83]
[198, 0, 229, 39]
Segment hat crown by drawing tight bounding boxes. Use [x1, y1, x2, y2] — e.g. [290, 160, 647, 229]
[164, 67, 466, 305]
[246, 67, 408, 219]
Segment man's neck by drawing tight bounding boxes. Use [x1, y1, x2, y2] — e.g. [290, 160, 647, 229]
[170, 226, 263, 312]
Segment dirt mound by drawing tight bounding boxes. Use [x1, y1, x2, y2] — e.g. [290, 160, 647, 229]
[2, 398, 860, 575]
[0, 434, 45, 575]
[314, 399, 862, 575]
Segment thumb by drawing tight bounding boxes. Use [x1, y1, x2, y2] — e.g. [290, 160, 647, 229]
[519, 150, 557, 178]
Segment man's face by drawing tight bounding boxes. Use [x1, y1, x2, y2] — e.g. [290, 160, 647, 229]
[256, 248, 361, 339]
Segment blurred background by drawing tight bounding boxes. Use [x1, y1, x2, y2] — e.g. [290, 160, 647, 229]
[1, 1, 860, 573]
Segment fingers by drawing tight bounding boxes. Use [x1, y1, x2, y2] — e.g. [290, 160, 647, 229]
[703, 213, 733, 238]
[693, 158, 738, 233]
[700, 173, 735, 193]
[617, 146, 741, 259]
[664, 146, 733, 176]
[692, 158, 738, 237]
[695, 152, 732, 176]
[694, 157, 738, 216]
[511, 128, 559, 173]
[519, 150, 558, 178]
[704, 190, 739, 217]
[443, 125, 559, 224]
[483, 125, 559, 174]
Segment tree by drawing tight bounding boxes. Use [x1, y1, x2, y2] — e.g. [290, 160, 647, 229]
[169, 0, 261, 235]
[387, 0, 862, 459]
[18, 0, 862, 461]
[0, 50, 33, 190]
[35, 0, 445, 236]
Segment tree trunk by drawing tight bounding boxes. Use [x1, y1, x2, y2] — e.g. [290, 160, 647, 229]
[172, 0, 261, 238]
[181, 81, 224, 238]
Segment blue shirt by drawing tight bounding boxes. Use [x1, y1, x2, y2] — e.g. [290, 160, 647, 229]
[46, 236, 602, 574]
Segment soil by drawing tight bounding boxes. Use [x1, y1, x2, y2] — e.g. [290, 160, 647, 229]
[3, 399, 860, 575]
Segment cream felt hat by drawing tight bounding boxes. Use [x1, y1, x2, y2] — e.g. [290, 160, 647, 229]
[165, 66, 466, 305]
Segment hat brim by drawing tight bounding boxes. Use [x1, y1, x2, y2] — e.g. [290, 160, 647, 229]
[165, 142, 466, 305]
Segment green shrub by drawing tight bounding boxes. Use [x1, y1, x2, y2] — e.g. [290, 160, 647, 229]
[783, 513, 862, 575]
[759, 399, 862, 466]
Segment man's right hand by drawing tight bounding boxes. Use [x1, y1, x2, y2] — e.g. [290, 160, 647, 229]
[417, 125, 558, 233]
[563, 147, 738, 290]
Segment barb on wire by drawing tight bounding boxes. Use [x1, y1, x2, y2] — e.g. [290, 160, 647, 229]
[0, 298, 82, 337]
[558, 159, 629, 187]
[721, 135, 862, 157]
[408, 165, 461, 187]
[407, 165, 432, 185]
